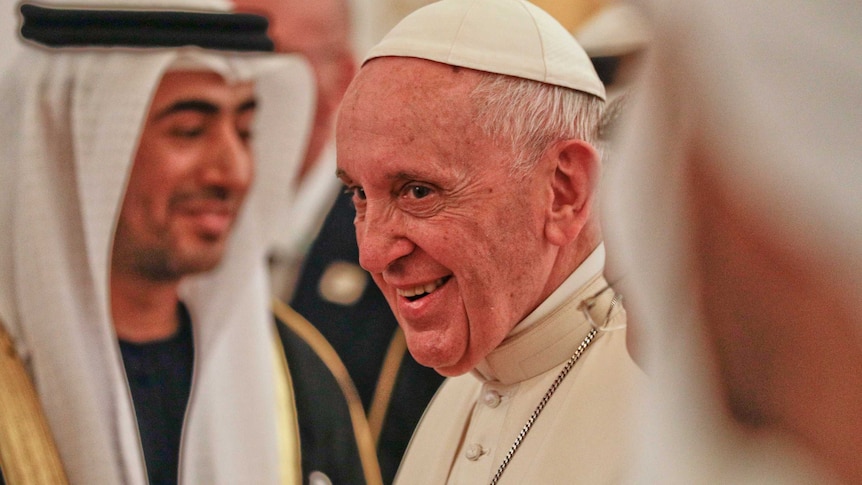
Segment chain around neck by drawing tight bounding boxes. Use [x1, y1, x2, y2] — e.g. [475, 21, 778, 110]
[488, 288, 620, 485]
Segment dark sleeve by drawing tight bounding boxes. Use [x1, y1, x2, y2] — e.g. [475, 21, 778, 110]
[376, 358, 445, 483]
[289, 191, 393, 411]
[275, 316, 367, 485]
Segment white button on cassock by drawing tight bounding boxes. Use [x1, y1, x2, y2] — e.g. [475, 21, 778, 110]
[482, 390, 502, 408]
[465, 443, 485, 461]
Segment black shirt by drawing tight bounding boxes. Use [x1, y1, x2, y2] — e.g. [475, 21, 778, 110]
[119, 303, 194, 485]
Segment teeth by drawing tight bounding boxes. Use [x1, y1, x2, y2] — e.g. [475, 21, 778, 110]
[398, 278, 445, 298]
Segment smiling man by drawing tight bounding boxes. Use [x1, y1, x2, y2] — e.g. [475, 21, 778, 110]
[111, 71, 257, 342]
[335, 0, 646, 483]
[0, 1, 315, 483]
[108, 70, 259, 483]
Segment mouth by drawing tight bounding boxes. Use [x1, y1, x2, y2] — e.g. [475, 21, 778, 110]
[396, 276, 452, 302]
[176, 199, 238, 237]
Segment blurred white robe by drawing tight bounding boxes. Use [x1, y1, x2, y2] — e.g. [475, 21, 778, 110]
[603, 1, 862, 483]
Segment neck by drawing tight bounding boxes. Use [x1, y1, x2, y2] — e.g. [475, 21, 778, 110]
[543, 220, 602, 298]
[111, 272, 182, 343]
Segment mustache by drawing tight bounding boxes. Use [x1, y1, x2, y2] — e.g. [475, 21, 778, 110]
[170, 186, 241, 208]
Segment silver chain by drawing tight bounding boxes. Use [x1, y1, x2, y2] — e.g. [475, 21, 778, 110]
[488, 289, 620, 485]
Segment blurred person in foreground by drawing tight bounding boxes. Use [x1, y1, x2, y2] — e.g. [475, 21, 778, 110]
[570, 0, 651, 363]
[603, 1, 862, 484]
[0, 0, 319, 482]
[335, 0, 646, 483]
[233, 0, 357, 299]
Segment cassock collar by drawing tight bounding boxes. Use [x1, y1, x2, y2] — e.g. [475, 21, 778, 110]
[472, 269, 614, 385]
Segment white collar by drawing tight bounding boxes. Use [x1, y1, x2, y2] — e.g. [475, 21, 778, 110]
[509, 243, 605, 336]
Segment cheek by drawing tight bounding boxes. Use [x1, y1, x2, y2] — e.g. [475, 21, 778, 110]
[482, 205, 545, 280]
[123, 166, 158, 217]
[123, 163, 188, 232]
[129, 141, 190, 194]
[464, 210, 552, 333]
[456, 225, 535, 316]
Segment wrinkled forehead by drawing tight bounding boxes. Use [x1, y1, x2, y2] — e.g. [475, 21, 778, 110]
[340, 57, 482, 128]
[335, 58, 507, 187]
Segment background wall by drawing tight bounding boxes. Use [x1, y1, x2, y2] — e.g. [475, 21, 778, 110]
[0, 0, 612, 76]
[0, 0, 23, 74]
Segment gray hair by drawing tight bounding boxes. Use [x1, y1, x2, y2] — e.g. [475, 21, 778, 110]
[471, 72, 605, 179]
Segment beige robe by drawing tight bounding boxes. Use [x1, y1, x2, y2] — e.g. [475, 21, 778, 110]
[394, 273, 645, 484]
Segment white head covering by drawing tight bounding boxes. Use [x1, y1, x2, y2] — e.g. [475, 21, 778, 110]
[365, 0, 605, 100]
[603, 0, 862, 482]
[0, 1, 313, 483]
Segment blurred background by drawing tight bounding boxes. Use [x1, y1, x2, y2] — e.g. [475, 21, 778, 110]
[0, 0, 644, 76]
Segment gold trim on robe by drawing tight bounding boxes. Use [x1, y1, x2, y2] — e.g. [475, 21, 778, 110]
[0, 322, 69, 485]
[272, 299, 384, 485]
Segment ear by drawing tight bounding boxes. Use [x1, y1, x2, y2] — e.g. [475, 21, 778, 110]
[544, 140, 601, 246]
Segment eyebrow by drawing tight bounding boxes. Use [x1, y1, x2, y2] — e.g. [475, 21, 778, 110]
[334, 169, 439, 186]
[236, 97, 258, 114]
[154, 97, 258, 120]
[155, 100, 218, 120]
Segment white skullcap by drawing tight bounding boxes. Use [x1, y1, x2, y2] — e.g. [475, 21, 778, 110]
[365, 0, 605, 100]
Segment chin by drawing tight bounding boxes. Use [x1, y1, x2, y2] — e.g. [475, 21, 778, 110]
[433, 362, 473, 378]
[406, 338, 466, 375]
[412, 343, 475, 377]
[173, 246, 228, 276]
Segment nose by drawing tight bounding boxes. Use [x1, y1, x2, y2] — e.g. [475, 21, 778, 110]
[202, 123, 254, 192]
[356, 202, 415, 274]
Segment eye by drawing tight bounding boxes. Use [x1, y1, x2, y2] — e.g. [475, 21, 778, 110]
[165, 111, 209, 139]
[170, 126, 205, 138]
[343, 185, 366, 200]
[405, 184, 432, 199]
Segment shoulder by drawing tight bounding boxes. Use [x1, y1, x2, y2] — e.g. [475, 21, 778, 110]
[272, 303, 373, 484]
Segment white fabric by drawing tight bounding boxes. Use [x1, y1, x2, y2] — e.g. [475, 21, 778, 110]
[269, 141, 341, 300]
[275, 142, 341, 260]
[365, 0, 605, 100]
[603, 1, 862, 483]
[396, 272, 645, 484]
[572, 2, 650, 58]
[0, 5, 314, 484]
[0, 0, 23, 74]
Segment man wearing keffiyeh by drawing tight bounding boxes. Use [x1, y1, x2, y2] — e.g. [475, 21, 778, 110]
[0, 1, 316, 483]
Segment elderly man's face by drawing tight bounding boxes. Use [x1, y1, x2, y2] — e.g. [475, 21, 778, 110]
[112, 71, 257, 281]
[337, 58, 558, 376]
